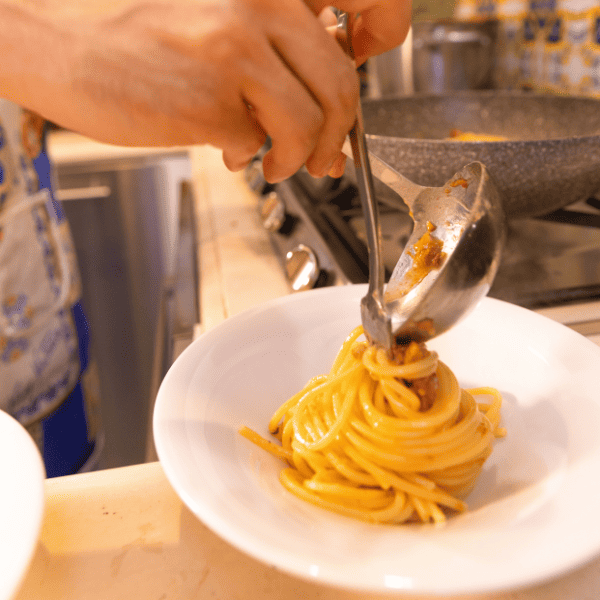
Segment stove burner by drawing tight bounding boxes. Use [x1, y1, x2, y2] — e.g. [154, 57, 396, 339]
[261, 165, 600, 310]
[536, 197, 600, 228]
[490, 198, 600, 308]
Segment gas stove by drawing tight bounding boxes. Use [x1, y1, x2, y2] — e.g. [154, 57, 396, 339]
[245, 160, 600, 346]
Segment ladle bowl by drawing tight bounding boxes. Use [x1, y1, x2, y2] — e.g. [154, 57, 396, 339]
[343, 142, 506, 349]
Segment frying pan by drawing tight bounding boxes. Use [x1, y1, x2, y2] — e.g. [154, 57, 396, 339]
[361, 91, 600, 218]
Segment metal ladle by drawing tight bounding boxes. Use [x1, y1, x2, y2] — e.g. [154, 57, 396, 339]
[338, 13, 506, 351]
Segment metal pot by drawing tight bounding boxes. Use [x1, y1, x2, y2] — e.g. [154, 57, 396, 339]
[412, 20, 498, 93]
[361, 91, 600, 219]
[365, 19, 498, 98]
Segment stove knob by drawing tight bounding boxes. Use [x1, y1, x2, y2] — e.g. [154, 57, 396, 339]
[244, 158, 269, 196]
[260, 191, 286, 233]
[285, 244, 320, 291]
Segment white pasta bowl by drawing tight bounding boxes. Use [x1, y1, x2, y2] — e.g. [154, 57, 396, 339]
[153, 284, 600, 595]
[0, 410, 45, 600]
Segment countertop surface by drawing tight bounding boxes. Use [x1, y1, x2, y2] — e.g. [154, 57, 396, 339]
[12, 133, 600, 600]
[14, 461, 600, 600]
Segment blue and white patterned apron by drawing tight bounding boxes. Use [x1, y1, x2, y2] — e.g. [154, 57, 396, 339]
[0, 99, 102, 477]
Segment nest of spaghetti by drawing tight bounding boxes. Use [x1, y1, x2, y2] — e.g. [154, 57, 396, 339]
[240, 325, 505, 525]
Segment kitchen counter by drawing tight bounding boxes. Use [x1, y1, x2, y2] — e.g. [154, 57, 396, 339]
[14, 135, 600, 600]
[14, 460, 600, 600]
[188, 143, 290, 333]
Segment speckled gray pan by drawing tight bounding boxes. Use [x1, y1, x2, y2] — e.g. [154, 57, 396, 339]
[362, 91, 600, 218]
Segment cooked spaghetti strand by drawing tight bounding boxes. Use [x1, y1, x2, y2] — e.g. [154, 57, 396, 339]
[240, 325, 504, 524]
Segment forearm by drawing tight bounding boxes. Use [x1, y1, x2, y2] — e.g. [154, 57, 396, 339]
[0, 0, 361, 182]
[0, 0, 206, 145]
[0, 1, 152, 116]
[0, 2, 66, 110]
[0, 2, 159, 142]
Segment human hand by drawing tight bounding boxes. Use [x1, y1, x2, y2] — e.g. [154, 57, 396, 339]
[311, 1, 412, 178]
[1, 0, 360, 182]
[309, 0, 412, 65]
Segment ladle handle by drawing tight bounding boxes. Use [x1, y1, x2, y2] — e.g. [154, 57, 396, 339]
[341, 139, 425, 211]
[350, 111, 386, 297]
[337, 12, 385, 298]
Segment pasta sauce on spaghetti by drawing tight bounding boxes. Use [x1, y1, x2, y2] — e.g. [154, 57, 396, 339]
[240, 326, 504, 524]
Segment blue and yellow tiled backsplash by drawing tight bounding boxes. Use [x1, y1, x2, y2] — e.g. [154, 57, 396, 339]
[454, 0, 600, 96]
